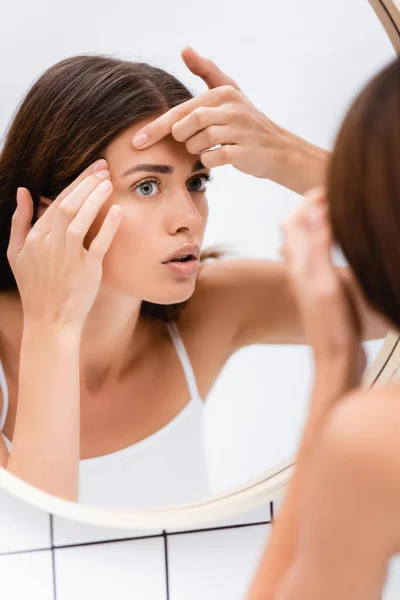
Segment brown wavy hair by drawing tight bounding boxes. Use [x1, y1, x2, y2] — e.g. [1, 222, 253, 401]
[0, 54, 227, 323]
[328, 56, 400, 331]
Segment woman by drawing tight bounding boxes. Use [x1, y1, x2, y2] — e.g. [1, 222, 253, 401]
[245, 56, 400, 599]
[0, 49, 386, 508]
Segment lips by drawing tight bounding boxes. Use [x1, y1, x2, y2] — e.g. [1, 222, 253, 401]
[162, 243, 200, 264]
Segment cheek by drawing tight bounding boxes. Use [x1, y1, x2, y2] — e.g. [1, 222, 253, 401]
[201, 199, 209, 227]
[98, 213, 152, 284]
[106, 210, 154, 271]
[83, 196, 143, 251]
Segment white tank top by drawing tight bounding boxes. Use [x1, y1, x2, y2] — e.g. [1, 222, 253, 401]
[0, 320, 209, 509]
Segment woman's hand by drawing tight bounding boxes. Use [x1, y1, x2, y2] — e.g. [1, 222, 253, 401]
[7, 160, 122, 333]
[280, 187, 366, 390]
[132, 47, 291, 180]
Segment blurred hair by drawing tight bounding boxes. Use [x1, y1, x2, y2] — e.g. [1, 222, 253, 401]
[328, 56, 400, 331]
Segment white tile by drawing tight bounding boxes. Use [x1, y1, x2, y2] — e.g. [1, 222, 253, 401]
[55, 536, 167, 600]
[0, 551, 54, 600]
[272, 493, 285, 520]
[0, 486, 51, 553]
[383, 553, 400, 600]
[166, 502, 271, 534]
[52, 513, 162, 546]
[168, 524, 270, 600]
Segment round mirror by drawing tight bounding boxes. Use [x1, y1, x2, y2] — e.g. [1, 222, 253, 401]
[0, 0, 398, 530]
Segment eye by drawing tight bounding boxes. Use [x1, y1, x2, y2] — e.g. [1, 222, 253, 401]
[187, 174, 213, 192]
[131, 178, 160, 197]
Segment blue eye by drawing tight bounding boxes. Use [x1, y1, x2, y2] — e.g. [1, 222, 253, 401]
[130, 174, 213, 198]
[133, 179, 160, 197]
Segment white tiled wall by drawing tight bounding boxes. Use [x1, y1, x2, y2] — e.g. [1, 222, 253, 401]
[0, 551, 54, 600]
[0, 484, 273, 600]
[55, 537, 167, 600]
[1, 485, 400, 599]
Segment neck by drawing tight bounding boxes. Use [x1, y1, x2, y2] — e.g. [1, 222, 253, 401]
[78, 285, 146, 393]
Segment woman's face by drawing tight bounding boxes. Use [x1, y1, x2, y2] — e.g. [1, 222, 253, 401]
[42, 118, 211, 306]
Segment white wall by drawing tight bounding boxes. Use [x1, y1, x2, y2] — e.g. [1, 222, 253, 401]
[0, 0, 398, 598]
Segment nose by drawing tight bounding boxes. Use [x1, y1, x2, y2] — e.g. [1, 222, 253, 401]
[166, 188, 205, 235]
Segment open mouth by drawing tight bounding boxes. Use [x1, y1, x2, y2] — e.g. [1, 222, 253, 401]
[163, 254, 199, 277]
[168, 254, 196, 263]
[163, 254, 198, 264]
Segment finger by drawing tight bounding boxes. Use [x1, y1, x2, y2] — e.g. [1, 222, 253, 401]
[294, 208, 335, 286]
[172, 106, 228, 143]
[36, 170, 110, 238]
[7, 187, 34, 266]
[87, 204, 122, 262]
[186, 125, 237, 155]
[181, 46, 242, 91]
[284, 206, 330, 273]
[199, 144, 238, 169]
[303, 186, 327, 208]
[57, 178, 113, 258]
[132, 87, 234, 150]
[35, 159, 109, 228]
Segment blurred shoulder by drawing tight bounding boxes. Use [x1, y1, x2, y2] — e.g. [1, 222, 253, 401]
[324, 384, 400, 451]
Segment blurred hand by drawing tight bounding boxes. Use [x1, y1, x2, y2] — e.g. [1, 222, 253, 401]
[280, 187, 366, 387]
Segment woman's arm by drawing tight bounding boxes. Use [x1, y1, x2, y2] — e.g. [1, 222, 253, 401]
[245, 366, 359, 600]
[246, 192, 369, 599]
[6, 324, 81, 502]
[272, 388, 400, 600]
[270, 127, 331, 196]
[197, 258, 390, 351]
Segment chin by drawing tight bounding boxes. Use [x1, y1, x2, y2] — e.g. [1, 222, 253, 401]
[145, 280, 196, 306]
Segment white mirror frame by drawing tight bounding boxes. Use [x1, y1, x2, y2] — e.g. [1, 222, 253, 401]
[0, 0, 398, 531]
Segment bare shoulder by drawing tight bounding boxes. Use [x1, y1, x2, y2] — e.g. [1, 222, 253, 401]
[184, 256, 299, 352]
[336, 384, 400, 413]
[324, 385, 400, 455]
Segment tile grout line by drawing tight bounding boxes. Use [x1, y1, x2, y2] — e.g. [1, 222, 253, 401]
[0, 517, 272, 557]
[50, 515, 57, 600]
[163, 531, 170, 600]
[0, 546, 51, 557]
[55, 532, 164, 550]
[167, 520, 271, 536]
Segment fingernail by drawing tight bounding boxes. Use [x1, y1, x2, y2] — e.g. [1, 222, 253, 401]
[94, 169, 110, 179]
[16, 187, 22, 206]
[92, 159, 108, 172]
[133, 133, 148, 148]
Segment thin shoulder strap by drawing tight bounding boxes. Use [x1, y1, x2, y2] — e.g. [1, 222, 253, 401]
[0, 357, 9, 431]
[165, 321, 202, 402]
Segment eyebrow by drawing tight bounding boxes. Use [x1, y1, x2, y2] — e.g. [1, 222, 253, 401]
[121, 160, 206, 178]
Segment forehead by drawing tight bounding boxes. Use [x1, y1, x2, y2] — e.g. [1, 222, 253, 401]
[105, 119, 201, 175]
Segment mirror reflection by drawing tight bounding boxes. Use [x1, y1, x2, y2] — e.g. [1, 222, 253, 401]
[0, 0, 394, 509]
